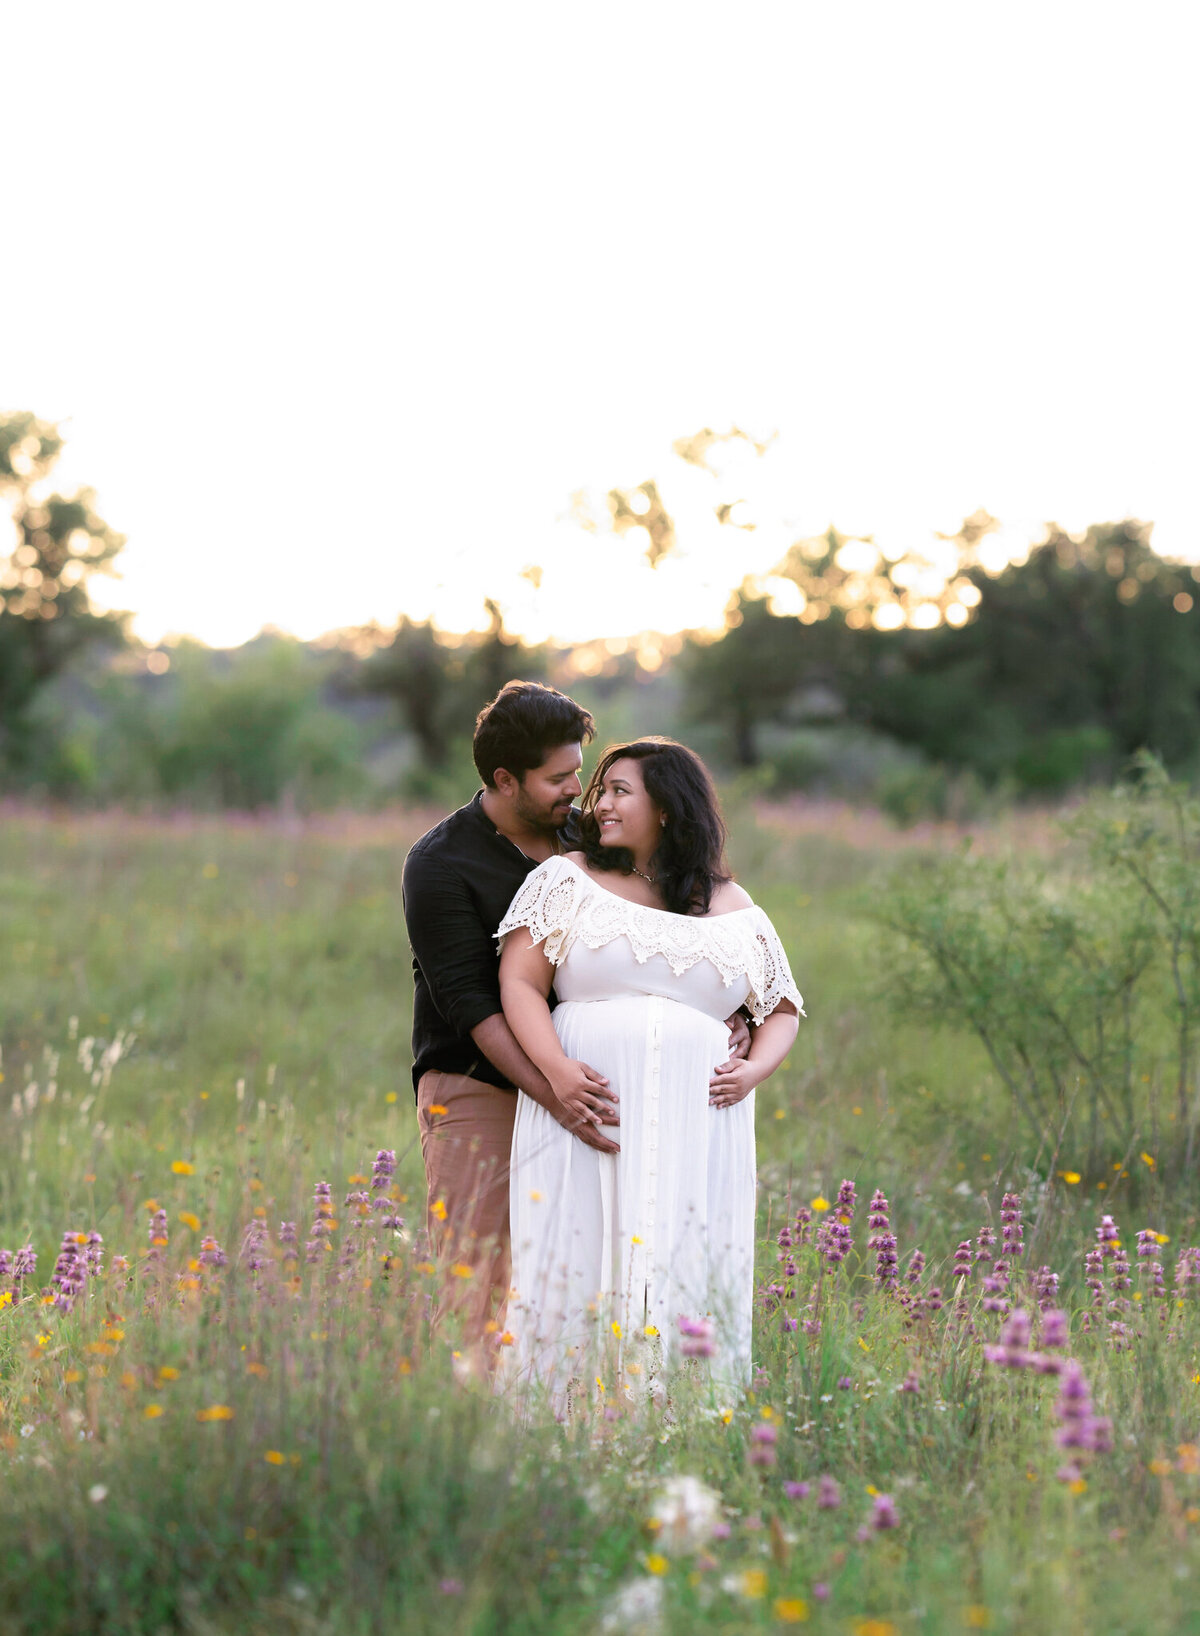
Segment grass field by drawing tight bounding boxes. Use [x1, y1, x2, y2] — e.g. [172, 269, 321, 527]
[3, 797, 1200, 1635]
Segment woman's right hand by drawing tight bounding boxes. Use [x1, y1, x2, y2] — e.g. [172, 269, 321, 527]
[550, 1060, 619, 1134]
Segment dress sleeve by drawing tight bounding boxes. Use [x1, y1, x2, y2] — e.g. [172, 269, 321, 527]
[745, 910, 805, 1026]
[496, 857, 582, 966]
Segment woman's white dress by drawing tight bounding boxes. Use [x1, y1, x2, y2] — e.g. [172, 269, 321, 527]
[498, 856, 803, 1398]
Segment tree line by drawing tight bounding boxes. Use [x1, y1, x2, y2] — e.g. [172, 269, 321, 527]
[4, 409, 1200, 813]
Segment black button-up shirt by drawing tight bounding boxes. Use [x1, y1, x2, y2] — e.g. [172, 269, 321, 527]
[402, 791, 578, 1095]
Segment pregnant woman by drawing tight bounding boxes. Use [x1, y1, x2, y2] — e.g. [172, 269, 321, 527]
[498, 738, 802, 1401]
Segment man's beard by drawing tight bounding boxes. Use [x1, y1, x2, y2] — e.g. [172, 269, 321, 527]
[514, 786, 573, 834]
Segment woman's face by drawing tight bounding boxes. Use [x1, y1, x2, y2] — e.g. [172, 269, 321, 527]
[593, 757, 664, 856]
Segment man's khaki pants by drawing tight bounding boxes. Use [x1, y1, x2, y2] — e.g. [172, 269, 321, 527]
[417, 1070, 518, 1336]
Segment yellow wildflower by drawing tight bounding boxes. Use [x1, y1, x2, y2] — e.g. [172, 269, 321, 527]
[143, 1404, 164, 1419]
[450, 1263, 474, 1279]
[428, 1104, 448, 1117]
[740, 1568, 768, 1599]
[1058, 1170, 1081, 1185]
[810, 1196, 830, 1212]
[171, 1160, 195, 1176]
[0, 1292, 11, 1309]
[158, 1366, 180, 1381]
[645, 1553, 668, 1576]
[430, 1199, 448, 1222]
[773, 1599, 808, 1624]
[196, 1405, 235, 1422]
[264, 1450, 287, 1466]
[178, 1212, 200, 1231]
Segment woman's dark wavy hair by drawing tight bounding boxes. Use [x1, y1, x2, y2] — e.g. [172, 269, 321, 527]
[577, 738, 730, 916]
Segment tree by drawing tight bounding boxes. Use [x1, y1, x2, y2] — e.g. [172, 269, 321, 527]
[0, 411, 127, 771]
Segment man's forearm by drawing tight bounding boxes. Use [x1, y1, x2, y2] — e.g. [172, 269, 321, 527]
[469, 1013, 558, 1112]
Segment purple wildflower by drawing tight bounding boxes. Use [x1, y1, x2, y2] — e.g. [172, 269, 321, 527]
[1041, 1309, 1069, 1349]
[872, 1493, 899, 1530]
[50, 1232, 88, 1313]
[679, 1316, 715, 1359]
[905, 1248, 926, 1285]
[867, 1189, 890, 1237]
[813, 1583, 829, 1602]
[1034, 1265, 1060, 1310]
[793, 1206, 812, 1245]
[1001, 1192, 1025, 1259]
[13, 1243, 36, 1282]
[1096, 1215, 1120, 1256]
[371, 1149, 397, 1196]
[816, 1475, 840, 1509]
[1085, 1246, 1106, 1307]
[198, 1234, 228, 1269]
[900, 1369, 920, 1394]
[926, 1285, 944, 1313]
[277, 1220, 299, 1264]
[837, 1375, 853, 1390]
[784, 1480, 809, 1499]
[834, 1179, 857, 1222]
[241, 1218, 269, 1274]
[975, 1225, 995, 1266]
[84, 1232, 104, 1277]
[1055, 1362, 1099, 1450]
[749, 1423, 778, 1469]
[1175, 1247, 1200, 1297]
[951, 1241, 973, 1280]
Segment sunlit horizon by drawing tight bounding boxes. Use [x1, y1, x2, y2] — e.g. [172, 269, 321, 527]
[4, 2, 1196, 653]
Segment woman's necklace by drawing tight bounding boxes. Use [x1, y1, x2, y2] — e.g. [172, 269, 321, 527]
[631, 863, 656, 885]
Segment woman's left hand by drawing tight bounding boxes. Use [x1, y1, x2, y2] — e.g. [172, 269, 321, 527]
[708, 1058, 761, 1109]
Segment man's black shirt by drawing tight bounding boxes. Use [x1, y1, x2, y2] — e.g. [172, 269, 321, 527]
[402, 791, 577, 1096]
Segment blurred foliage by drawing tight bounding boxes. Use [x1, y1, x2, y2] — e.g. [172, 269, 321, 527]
[872, 757, 1200, 1175]
[0, 411, 127, 776]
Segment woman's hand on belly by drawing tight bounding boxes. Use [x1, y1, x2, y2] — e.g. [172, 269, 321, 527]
[549, 1058, 620, 1135]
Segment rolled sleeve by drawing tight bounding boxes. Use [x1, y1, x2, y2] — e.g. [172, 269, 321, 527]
[403, 850, 503, 1036]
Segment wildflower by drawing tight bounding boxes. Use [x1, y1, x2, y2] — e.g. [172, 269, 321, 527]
[816, 1474, 840, 1509]
[1096, 1215, 1120, 1256]
[371, 1149, 397, 1197]
[241, 1218, 268, 1276]
[679, 1316, 715, 1359]
[749, 1423, 778, 1469]
[196, 1405, 235, 1422]
[84, 1232, 104, 1276]
[905, 1248, 925, 1285]
[439, 1578, 464, 1595]
[171, 1160, 195, 1176]
[793, 1205, 812, 1244]
[951, 1241, 973, 1280]
[739, 1568, 768, 1599]
[277, 1220, 299, 1264]
[1085, 1246, 1106, 1307]
[1041, 1308, 1069, 1349]
[783, 1480, 809, 1499]
[198, 1235, 228, 1269]
[49, 1231, 88, 1313]
[810, 1196, 830, 1213]
[88, 1484, 108, 1504]
[899, 1369, 920, 1394]
[834, 1178, 857, 1221]
[871, 1493, 899, 1529]
[837, 1375, 853, 1390]
[264, 1450, 286, 1465]
[1001, 1192, 1025, 1259]
[974, 1225, 995, 1266]
[1175, 1247, 1200, 1297]
[644, 1553, 668, 1576]
[812, 1582, 829, 1602]
[1034, 1265, 1060, 1310]
[926, 1285, 944, 1312]
[1054, 1362, 1107, 1452]
[648, 1475, 722, 1551]
[178, 1212, 201, 1232]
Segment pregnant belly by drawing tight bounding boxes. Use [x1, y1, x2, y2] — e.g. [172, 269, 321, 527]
[552, 995, 729, 1119]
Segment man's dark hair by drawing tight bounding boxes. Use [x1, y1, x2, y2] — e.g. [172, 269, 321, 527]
[473, 680, 595, 787]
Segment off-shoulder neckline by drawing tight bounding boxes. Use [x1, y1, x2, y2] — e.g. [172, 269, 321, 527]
[542, 855, 759, 922]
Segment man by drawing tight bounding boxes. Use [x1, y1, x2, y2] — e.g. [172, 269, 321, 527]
[402, 679, 748, 1325]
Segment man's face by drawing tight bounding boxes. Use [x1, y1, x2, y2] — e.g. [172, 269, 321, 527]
[513, 742, 584, 832]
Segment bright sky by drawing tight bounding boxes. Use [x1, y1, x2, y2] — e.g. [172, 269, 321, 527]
[3, 1, 1197, 649]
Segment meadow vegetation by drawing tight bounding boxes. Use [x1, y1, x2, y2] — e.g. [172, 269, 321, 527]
[4, 785, 1200, 1634]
